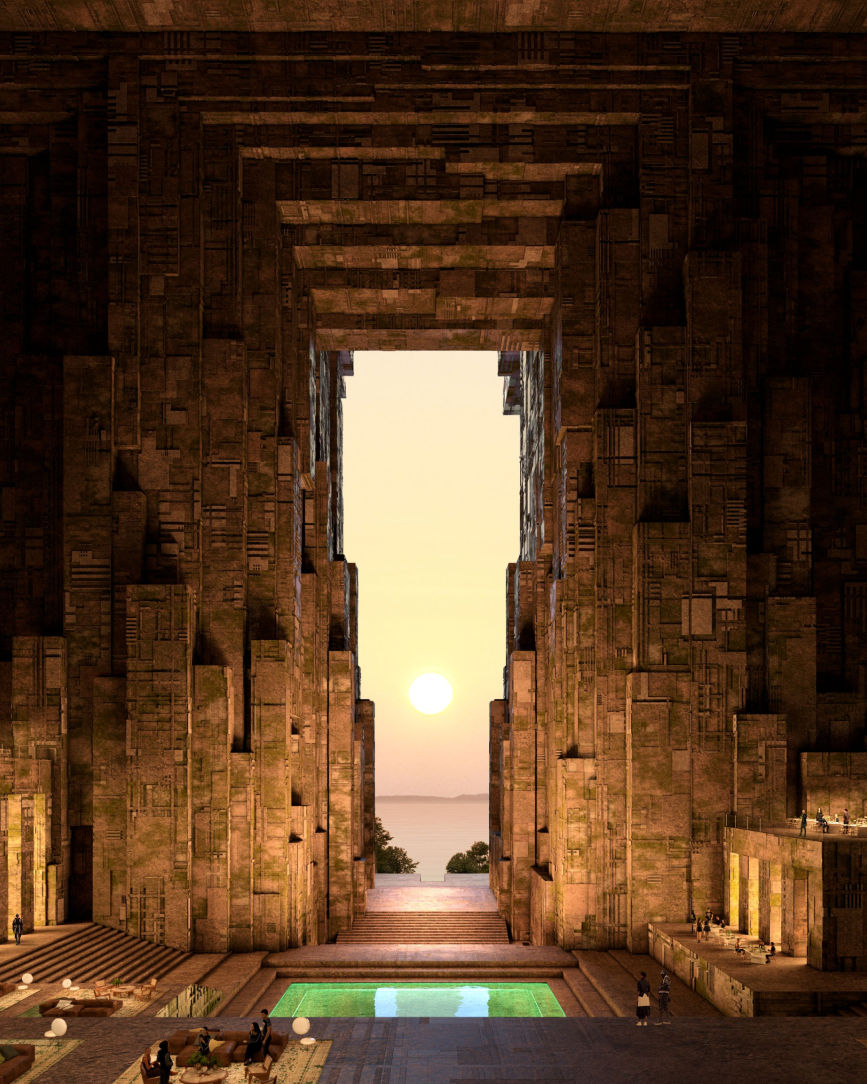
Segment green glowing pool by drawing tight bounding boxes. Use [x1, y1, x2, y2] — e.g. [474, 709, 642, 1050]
[272, 981, 565, 1018]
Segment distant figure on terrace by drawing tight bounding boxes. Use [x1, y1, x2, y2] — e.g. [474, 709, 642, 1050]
[11, 914, 22, 945]
[636, 971, 651, 1027]
[765, 942, 776, 964]
[843, 808, 850, 834]
[703, 918, 710, 940]
[655, 969, 671, 1025]
[799, 809, 807, 836]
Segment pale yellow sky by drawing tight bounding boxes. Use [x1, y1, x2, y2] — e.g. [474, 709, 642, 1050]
[342, 351, 519, 796]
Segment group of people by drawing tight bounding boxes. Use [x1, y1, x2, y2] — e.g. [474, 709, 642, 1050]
[690, 908, 726, 941]
[636, 970, 671, 1026]
[143, 1008, 273, 1082]
[242, 1009, 273, 1065]
[800, 807, 852, 835]
[733, 937, 776, 962]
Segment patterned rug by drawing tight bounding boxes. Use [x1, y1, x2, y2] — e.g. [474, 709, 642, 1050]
[20, 986, 153, 1019]
[111, 1040, 331, 1084]
[0, 987, 40, 1013]
[0, 1037, 82, 1082]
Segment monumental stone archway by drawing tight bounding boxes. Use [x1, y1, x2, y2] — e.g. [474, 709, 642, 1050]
[2, 20, 867, 969]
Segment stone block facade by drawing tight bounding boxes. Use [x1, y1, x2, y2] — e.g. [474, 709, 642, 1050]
[0, 28, 865, 964]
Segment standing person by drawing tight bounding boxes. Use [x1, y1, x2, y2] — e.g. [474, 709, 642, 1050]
[259, 1008, 272, 1060]
[197, 1026, 212, 1057]
[636, 971, 651, 1027]
[799, 809, 808, 836]
[703, 917, 710, 941]
[696, 918, 702, 941]
[655, 970, 671, 1024]
[155, 1040, 175, 1084]
[843, 808, 850, 835]
[11, 914, 23, 945]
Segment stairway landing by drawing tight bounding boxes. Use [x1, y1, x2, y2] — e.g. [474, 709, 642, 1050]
[366, 874, 498, 913]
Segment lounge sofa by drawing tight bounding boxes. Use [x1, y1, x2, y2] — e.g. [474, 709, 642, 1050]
[38, 996, 122, 1017]
[166, 1028, 288, 1066]
[0, 1043, 35, 1084]
[165, 1030, 237, 1067]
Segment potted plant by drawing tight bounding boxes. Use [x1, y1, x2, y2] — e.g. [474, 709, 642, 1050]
[186, 1051, 220, 1074]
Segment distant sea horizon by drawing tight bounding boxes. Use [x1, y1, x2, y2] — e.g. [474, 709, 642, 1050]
[376, 794, 490, 881]
[377, 793, 488, 801]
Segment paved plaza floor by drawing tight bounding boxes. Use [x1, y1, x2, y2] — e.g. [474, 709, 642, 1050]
[0, 1013, 866, 1083]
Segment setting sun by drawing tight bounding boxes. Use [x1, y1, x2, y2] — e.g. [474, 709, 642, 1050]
[408, 673, 454, 715]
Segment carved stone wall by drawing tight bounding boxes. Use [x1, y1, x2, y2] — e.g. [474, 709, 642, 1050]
[0, 31, 865, 962]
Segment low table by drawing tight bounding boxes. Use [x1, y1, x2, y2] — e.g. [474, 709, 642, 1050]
[179, 1070, 228, 1084]
[112, 984, 136, 998]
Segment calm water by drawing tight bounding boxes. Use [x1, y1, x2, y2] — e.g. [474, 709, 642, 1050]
[376, 795, 489, 881]
[273, 982, 564, 1018]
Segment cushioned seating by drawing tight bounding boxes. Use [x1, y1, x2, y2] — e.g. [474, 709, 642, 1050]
[38, 996, 121, 1017]
[164, 1030, 237, 1067]
[167, 1028, 287, 1066]
[0, 1043, 36, 1084]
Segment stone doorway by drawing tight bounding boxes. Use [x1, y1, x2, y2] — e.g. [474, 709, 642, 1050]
[343, 351, 516, 894]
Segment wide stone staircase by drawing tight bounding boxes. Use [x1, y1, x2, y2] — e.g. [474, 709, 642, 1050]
[337, 910, 510, 944]
[0, 923, 189, 987]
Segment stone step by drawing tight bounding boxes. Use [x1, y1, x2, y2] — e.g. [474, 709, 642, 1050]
[573, 950, 722, 1019]
[338, 911, 510, 944]
[190, 952, 269, 1017]
[0, 923, 188, 987]
[273, 965, 567, 980]
[561, 966, 616, 1017]
[608, 950, 721, 1017]
[219, 966, 278, 1018]
[0, 924, 109, 982]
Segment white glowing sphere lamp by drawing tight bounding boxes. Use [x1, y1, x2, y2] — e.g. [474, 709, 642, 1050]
[292, 1017, 310, 1036]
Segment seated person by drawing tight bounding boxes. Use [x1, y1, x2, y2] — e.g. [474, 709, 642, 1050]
[141, 1050, 160, 1079]
[198, 1027, 214, 1057]
[244, 1022, 263, 1065]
